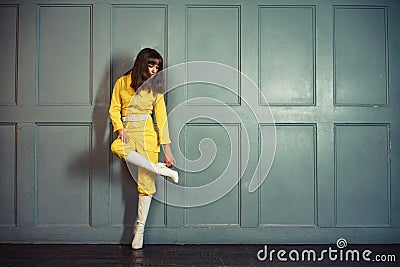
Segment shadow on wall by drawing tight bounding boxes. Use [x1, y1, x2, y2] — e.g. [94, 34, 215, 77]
[67, 56, 140, 243]
[111, 56, 140, 244]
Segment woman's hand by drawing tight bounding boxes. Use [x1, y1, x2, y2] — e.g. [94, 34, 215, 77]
[117, 129, 129, 143]
[163, 144, 176, 168]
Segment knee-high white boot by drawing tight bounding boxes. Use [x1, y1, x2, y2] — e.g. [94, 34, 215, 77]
[132, 194, 152, 249]
[126, 151, 179, 183]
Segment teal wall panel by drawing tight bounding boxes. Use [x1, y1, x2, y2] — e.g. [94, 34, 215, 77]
[37, 5, 92, 105]
[110, 159, 136, 227]
[335, 124, 390, 226]
[111, 5, 166, 81]
[259, 6, 315, 105]
[0, 124, 16, 226]
[184, 124, 240, 226]
[110, 5, 167, 231]
[260, 124, 316, 226]
[334, 7, 388, 106]
[186, 6, 239, 69]
[36, 124, 91, 225]
[0, 5, 18, 105]
[186, 6, 240, 105]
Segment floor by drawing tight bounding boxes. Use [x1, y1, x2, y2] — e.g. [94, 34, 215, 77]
[0, 244, 399, 266]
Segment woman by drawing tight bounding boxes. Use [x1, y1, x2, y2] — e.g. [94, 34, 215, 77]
[109, 48, 178, 249]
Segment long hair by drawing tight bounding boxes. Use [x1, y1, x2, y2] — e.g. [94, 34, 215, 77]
[128, 48, 165, 94]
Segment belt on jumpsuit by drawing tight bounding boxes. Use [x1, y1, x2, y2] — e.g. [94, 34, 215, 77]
[121, 114, 150, 122]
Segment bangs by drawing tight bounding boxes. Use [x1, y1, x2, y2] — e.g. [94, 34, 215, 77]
[148, 57, 160, 66]
[148, 49, 163, 66]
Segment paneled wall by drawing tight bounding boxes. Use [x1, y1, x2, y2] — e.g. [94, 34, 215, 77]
[0, 0, 399, 244]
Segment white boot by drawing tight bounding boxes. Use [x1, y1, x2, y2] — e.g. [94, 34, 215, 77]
[132, 194, 152, 249]
[153, 163, 179, 183]
[126, 151, 179, 183]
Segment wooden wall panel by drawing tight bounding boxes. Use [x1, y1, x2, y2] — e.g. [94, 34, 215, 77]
[37, 5, 92, 105]
[335, 124, 390, 226]
[110, 5, 167, 229]
[36, 124, 91, 225]
[0, 5, 18, 105]
[260, 124, 316, 226]
[111, 5, 167, 82]
[0, 124, 17, 226]
[186, 6, 240, 105]
[183, 123, 240, 226]
[259, 6, 315, 105]
[334, 7, 388, 106]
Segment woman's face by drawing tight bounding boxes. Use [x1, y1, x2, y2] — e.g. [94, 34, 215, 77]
[148, 60, 160, 78]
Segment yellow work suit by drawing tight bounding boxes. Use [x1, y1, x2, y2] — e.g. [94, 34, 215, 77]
[109, 72, 171, 195]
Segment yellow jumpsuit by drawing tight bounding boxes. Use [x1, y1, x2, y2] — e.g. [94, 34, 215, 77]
[109, 72, 171, 195]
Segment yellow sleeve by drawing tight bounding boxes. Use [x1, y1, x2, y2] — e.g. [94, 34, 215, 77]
[109, 78, 123, 133]
[154, 94, 171, 144]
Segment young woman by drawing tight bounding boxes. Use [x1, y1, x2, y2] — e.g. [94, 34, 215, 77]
[109, 48, 178, 249]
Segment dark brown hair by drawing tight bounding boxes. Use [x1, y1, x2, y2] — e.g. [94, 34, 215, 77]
[128, 48, 165, 94]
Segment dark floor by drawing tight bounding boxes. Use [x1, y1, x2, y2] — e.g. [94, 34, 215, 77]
[0, 244, 399, 267]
